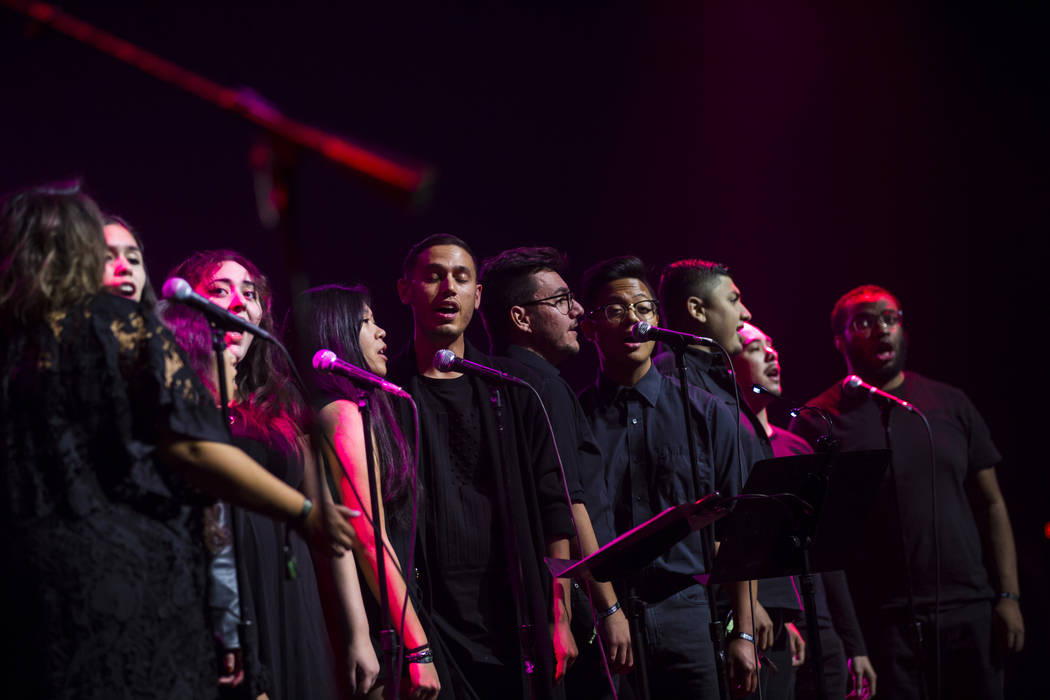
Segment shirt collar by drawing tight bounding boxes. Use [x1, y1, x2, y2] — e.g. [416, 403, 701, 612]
[597, 362, 662, 408]
[505, 344, 559, 378]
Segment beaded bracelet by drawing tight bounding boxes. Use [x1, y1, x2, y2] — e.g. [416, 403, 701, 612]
[405, 645, 434, 664]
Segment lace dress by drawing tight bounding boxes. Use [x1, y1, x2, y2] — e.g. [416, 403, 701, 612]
[0, 294, 230, 699]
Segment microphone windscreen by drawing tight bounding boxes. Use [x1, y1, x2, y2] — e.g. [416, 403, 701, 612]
[161, 277, 193, 301]
[313, 349, 337, 371]
[631, 321, 653, 342]
[433, 349, 456, 372]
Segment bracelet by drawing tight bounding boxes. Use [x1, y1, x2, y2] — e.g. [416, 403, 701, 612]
[405, 647, 434, 664]
[1000, 592, 1021, 602]
[731, 632, 756, 644]
[404, 644, 430, 655]
[291, 497, 312, 527]
[596, 601, 621, 620]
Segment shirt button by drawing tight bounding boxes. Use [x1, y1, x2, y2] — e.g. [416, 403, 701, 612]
[631, 418, 638, 424]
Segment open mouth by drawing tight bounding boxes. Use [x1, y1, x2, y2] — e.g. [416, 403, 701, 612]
[112, 282, 136, 298]
[874, 342, 895, 363]
[765, 366, 780, 379]
[433, 301, 460, 322]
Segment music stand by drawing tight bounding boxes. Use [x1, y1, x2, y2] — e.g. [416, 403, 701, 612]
[710, 449, 890, 700]
[545, 492, 731, 700]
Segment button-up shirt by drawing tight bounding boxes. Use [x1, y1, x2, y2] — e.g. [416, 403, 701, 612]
[654, 346, 802, 611]
[502, 345, 615, 545]
[580, 363, 743, 598]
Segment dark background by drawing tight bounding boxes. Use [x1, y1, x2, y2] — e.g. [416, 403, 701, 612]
[3, 1, 1046, 692]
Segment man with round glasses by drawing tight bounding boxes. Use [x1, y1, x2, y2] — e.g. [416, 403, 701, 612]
[577, 255, 759, 699]
[790, 285, 1024, 700]
[479, 246, 630, 700]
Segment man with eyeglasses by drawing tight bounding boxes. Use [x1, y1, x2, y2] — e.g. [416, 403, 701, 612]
[577, 255, 759, 699]
[654, 259, 803, 700]
[789, 285, 1024, 700]
[479, 246, 631, 700]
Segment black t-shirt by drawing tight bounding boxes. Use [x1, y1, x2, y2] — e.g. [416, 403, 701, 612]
[790, 372, 1000, 612]
[414, 374, 514, 664]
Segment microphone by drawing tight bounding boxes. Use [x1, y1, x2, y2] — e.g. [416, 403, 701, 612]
[162, 277, 274, 341]
[630, 321, 715, 348]
[313, 349, 411, 400]
[433, 349, 525, 384]
[842, 375, 916, 413]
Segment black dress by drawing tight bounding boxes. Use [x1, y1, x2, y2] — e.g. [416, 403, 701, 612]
[0, 294, 229, 699]
[229, 429, 338, 700]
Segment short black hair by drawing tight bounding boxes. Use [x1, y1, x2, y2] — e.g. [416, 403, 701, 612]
[657, 258, 731, 330]
[478, 246, 566, 352]
[830, 284, 899, 336]
[401, 233, 478, 278]
[580, 255, 652, 311]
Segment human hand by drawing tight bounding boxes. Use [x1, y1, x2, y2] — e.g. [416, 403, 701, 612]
[752, 599, 774, 650]
[408, 660, 441, 699]
[785, 622, 805, 667]
[551, 612, 578, 682]
[994, 597, 1025, 653]
[847, 655, 877, 699]
[217, 649, 244, 687]
[346, 634, 379, 695]
[598, 607, 634, 673]
[299, 501, 360, 557]
[727, 637, 759, 698]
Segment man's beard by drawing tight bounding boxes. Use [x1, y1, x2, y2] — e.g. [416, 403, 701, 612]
[851, 334, 908, 386]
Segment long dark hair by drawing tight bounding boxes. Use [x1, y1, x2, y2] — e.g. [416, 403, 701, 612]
[0, 184, 106, 324]
[166, 249, 304, 456]
[289, 284, 413, 524]
[102, 214, 159, 309]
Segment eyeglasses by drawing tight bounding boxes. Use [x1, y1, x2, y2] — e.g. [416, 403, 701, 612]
[588, 299, 658, 323]
[848, 309, 903, 335]
[521, 291, 575, 315]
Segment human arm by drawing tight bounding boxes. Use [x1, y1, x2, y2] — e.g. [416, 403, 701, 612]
[725, 580, 760, 698]
[547, 536, 578, 683]
[160, 436, 358, 554]
[967, 466, 1024, 653]
[572, 502, 633, 673]
[317, 400, 439, 698]
[302, 439, 380, 695]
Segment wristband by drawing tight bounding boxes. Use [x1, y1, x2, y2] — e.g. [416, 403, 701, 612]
[596, 601, 622, 620]
[291, 497, 312, 527]
[1000, 592, 1021, 602]
[731, 632, 756, 644]
[405, 646, 433, 664]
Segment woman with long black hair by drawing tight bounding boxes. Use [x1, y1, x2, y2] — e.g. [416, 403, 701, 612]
[292, 284, 441, 700]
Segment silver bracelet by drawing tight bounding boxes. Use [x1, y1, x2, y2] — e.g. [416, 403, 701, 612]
[596, 601, 621, 620]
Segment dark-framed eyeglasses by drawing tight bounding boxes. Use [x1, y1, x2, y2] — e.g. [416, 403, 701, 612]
[588, 299, 658, 323]
[520, 291, 574, 315]
[848, 309, 903, 335]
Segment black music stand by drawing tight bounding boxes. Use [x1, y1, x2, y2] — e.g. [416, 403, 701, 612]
[710, 449, 890, 700]
[546, 492, 731, 700]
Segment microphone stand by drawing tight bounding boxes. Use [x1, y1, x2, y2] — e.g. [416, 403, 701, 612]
[489, 383, 536, 700]
[358, 392, 400, 699]
[672, 346, 730, 700]
[880, 404, 929, 700]
[210, 324, 256, 694]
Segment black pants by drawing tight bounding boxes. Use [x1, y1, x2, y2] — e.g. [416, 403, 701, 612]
[794, 624, 847, 700]
[860, 600, 1002, 700]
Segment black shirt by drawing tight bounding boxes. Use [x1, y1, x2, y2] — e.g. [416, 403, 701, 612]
[653, 347, 801, 611]
[789, 372, 1000, 612]
[414, 374, 513, 663]
[502, 345, 614, 545]
[580, 364, 743, 600]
